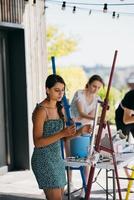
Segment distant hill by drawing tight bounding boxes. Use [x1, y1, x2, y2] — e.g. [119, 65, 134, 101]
[82, 65, 134, 90]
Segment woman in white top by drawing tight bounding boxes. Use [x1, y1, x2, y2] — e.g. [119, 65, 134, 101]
[65, 74, 104, 197]
[70, 74, 104, 125]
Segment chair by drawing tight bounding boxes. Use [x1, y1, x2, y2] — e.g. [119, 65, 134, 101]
[125, 166, 134, 200]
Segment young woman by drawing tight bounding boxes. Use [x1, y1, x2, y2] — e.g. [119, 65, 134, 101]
[70, 74, 104, 125]
[31, 74, 91, 200]
[65, 74, 104, 197]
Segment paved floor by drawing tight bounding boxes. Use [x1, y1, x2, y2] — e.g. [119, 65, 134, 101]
[0, 168, 134, 200]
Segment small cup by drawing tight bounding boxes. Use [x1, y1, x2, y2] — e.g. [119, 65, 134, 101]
[75, 122, 82, 130]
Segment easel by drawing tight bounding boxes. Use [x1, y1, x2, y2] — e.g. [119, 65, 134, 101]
[51, 56, 72, 160]
[51, 57, 87, 198]
[85, 50, 122, 200]
[51, 56, 72, 126]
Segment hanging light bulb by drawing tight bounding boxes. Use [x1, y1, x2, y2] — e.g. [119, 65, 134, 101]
[72, 6, 76, 13]
[44, 6, 48, 10]
[112, 11, 116, 18]
[117, 13, 120, 19]
[103, 3, 107, 13]
[89, 10, 92, 15]
[61, 1, 66, 10]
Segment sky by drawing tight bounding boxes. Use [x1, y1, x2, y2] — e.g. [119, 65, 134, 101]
[45, 0, 134, 67]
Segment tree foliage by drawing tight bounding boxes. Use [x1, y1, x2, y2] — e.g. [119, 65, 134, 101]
[46, 25, 78, 61]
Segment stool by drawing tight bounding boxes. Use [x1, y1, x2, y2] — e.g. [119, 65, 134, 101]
[125, 166, 134, 200]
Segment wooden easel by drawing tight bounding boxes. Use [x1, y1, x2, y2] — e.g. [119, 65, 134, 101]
[85, 50, 122, 200]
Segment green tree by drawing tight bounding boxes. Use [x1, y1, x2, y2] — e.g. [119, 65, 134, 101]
[47, 25, 78, 61]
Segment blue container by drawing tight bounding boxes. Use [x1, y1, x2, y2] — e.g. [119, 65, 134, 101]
[70, 135, 91, 158]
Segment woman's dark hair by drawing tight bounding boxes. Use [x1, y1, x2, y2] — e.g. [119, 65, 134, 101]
[86, 74, 105, 88]
[45, 74, 65, 121]
[45, 74, 65, 89]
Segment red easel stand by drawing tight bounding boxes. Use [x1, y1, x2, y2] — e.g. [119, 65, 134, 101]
[85, 50, 122, 200]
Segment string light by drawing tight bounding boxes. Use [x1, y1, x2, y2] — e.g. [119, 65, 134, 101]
[89, 10, 92, 15]
[72, 6, 76, 13]
[117, 13, 120, 18]
[112, 11, 116, 18]
[103, 3, 107, 13]
[46, 0, 134, 18]
[44, 6, 48, 10]
[46, 0, 134, 6]
[61, 1, 66, 10]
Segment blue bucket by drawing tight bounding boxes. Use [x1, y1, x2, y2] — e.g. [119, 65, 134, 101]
[70, 135, 91, 158]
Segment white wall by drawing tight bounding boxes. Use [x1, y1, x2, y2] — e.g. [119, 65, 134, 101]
[22, 0, 48, 165]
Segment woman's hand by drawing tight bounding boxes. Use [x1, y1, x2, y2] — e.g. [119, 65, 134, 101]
[63, 124, 76, 138]
[79, 124, 92, 134]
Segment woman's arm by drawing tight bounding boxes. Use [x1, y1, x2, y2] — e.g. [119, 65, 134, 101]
[123, 107, 134, 124]
[76, 100, 95, 120]
[32, 107, 76, 148]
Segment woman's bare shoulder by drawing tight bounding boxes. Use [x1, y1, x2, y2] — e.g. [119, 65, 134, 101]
[32, 103, 47, 122]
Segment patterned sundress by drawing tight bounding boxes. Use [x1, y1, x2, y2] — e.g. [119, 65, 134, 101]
[31, 110, 66, 189]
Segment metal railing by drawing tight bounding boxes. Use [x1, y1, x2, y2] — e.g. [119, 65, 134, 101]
[0, 0, 25, 24]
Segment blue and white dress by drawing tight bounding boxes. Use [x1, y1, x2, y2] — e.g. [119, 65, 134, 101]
[31, 114, 66, 189]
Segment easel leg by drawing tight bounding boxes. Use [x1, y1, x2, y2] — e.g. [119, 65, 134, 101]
[106, 169, 109, 200]
[107, 122, 122, 200]
[112, 170, 116, 200]
[85, 166, 95, 200]
[66, 166, 71, 200]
